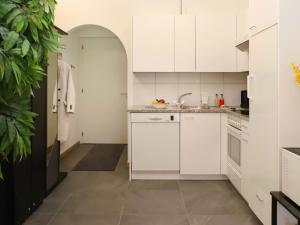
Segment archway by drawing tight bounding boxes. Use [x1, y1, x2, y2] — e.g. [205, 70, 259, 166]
[59, 24, 128, 152]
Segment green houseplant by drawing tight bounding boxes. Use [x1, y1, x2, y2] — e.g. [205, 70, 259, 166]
[0, 0, 59, 179]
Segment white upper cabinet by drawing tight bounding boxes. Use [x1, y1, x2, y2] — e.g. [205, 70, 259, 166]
[249, 0, 278, 36]
[132, 16, 175, 72]
[237, 8, 249, 45]
[196, 14, 237, 72]
[175, 16, 196, 72]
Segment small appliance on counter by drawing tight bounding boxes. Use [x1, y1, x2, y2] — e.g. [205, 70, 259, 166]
[241, 90, 249, 109]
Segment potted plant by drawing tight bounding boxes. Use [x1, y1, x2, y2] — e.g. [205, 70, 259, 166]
[0, 0, 59, 180]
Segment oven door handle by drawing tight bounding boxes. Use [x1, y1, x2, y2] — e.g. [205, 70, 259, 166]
[227, 124, 242, 137]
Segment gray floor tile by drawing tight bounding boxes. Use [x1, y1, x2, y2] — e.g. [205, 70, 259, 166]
[119, 214, 190, 225]
[34, 198, 65, 214]
[23, 213, 53, 225]
[27, 144, 262, 225]
[129, 180, 179, 191]
[189, 214, 263, 225]
[48, 213, 120, 225]
[60, 144, 94, 172]
[123, 189, 186, 215]
[59, 190, 126, 215]
[179, 180, 251, 215]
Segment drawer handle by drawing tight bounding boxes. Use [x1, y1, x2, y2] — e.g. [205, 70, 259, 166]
[256, 194, 264, 202]
[184, 117, 195, 120]
[149, 117, 163, 121]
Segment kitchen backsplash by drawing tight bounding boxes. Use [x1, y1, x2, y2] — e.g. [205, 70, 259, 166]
[133, 72, 248, 106]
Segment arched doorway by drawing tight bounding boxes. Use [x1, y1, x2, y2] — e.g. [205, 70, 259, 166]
[60, 24, 128, 148]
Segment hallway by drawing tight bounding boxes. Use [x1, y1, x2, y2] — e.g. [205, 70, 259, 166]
[24, 144, 262, 225]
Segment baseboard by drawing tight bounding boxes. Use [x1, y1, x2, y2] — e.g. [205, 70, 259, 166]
[60, 141, 80, 159]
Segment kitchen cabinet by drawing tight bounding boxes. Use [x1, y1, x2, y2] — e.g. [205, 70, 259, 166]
[237, 43, 249, 72]
[246, 25, 278, 225]
[180, 113, 221, 175]
[175, 16, 196, 72]
[236, 8, 249, 45]
[249, 0, 278, 36]
[131, 113, 180, 171]
[220, 113, 228, 174]
[132, 16, 175, 72]
[196, 14, 237, 72]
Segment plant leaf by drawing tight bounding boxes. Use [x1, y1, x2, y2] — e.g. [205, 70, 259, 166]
[0, 165, 3, 181]
[7, 119, 16, 143]
[22, 39, 30, 57]
[0, 3, 16, 19]
[6, 8, 22, 24]
[3, 31, 19, 51]
[0, 115, 7, 137]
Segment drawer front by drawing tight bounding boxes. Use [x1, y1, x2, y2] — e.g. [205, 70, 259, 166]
[131, 113, 180, 123]
[249, 186, 272, 225]
[227, 163, 242, 193]
[282, 149, 300, 206]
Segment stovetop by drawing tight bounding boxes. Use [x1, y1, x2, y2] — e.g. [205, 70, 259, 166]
[229, 107, 249, 116]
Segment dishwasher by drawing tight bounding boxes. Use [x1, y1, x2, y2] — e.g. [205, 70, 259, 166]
[131, 113, 180, 171]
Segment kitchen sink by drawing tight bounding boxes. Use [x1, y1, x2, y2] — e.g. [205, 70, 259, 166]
[180, 105, 210, 110]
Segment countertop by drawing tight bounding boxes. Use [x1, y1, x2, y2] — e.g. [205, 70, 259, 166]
[128, 105, 249, 121]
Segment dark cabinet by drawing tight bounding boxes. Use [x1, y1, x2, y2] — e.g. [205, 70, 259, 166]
[0, 78, 47, 225]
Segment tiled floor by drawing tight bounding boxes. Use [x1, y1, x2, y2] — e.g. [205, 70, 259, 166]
[24, 144, 262, 225]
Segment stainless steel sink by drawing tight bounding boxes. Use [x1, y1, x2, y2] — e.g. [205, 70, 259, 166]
[180, 105, 210, 110]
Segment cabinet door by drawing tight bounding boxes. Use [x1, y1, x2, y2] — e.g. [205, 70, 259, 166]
[247, 26, 278, 225]
[175, 16, 195, 72]
[133, 16, 175, 72]
[180, 113, 221, 175]
[249, 0, 278, 36]
[196, 14, 237, 72]
[220, 113, 228, 175]
[132, 123, 180, 171]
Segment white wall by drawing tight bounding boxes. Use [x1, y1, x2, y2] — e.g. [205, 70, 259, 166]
[59, 32, 81, 153]
[55, 0, 248, 106]
[278, 0, 300, 147]
[59, 25, 127, 153]
[134, 72, 247, 106]
[55, 0, 248, 152]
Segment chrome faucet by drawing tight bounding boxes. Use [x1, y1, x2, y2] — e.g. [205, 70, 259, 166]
[177, 93, 192, 106]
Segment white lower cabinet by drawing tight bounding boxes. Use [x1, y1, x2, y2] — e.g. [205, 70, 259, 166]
[220, 113, 228, 174]
[180, 113, 221, 175]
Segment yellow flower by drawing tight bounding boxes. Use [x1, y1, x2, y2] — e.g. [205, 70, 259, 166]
[292, 63, 300, 86]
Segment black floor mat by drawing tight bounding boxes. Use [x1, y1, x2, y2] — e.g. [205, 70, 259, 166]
[72, 144, 125, 171]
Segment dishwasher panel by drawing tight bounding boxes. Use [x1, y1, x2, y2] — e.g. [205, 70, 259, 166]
[131, 115, 180, 171]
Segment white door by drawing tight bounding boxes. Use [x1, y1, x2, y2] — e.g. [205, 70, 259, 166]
[247, 25, 278, 225]
[196, 14, 237, 72]
[249, 0, 278, 36]
[132, 16, 175, 72]
[180, 113, 221, 175]
[79, 37, 127, 144]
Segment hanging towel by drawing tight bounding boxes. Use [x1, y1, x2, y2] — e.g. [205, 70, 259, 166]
[52, 60, 76, 142]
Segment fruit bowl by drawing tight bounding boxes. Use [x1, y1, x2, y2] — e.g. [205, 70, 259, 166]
[152, 103, 168, 109]
[151, 99, 168, 109]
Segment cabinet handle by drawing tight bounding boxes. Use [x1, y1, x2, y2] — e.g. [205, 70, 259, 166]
[256, 194, 264, 202]
[247, 74, 254, 100]
[184, 117, 195, 120]
[249, 26, 257, 30]
[149, 117, 163, 121]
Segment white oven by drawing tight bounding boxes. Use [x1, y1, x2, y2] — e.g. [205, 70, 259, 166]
[227, 116, 242, 192]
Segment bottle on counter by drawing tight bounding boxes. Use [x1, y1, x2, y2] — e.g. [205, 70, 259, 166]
[219, 94, 225, 107]
[214, 94, 219, 107]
